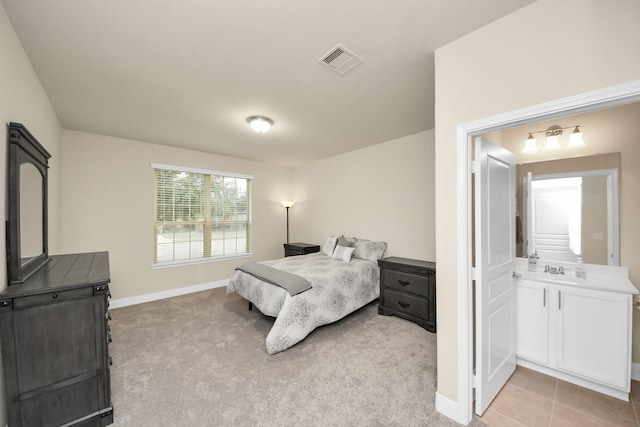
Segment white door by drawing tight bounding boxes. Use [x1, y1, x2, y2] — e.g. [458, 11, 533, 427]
[524, 172, 532, 256]
[529, 178, 582, 262]
[474, 136, 517, 416]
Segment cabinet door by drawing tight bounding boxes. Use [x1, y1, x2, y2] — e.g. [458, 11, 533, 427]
[12, 293, 109, 426]
[555, 285, 630, 390]
[516, 279, 549, 364]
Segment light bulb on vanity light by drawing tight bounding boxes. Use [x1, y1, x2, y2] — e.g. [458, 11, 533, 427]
[543, 126, 562, 150]
[523, 133, 538, 153]
[567, 126, 585, 148]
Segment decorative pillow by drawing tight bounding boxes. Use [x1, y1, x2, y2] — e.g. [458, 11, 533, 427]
[322, 236, 338, 257]
[332, 245, 355, 262]
[353, 239, 387, 263]
[337, 236, 357, 247]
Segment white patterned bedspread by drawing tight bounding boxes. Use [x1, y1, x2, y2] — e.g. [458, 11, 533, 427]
[227, 252, 380, 354]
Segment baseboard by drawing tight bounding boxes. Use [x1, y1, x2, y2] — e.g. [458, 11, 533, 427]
[109, 279, 228, 309]
[632, 363, 640, 381]
[435, 392, 468, 425]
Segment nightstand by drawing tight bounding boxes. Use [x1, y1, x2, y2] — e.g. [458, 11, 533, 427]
[283, 242, 320, 257]
[378, 257, 436, 332]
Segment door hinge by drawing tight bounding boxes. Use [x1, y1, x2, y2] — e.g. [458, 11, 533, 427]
[471, 267, 478, 280]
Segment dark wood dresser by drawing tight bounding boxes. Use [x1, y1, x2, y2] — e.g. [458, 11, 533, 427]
[283, 242, 320, 257]
[0, 252, 113, 426]
[378, 257, 436, 332]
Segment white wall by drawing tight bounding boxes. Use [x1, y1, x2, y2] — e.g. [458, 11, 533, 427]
[292, 130, 435, 261]
[61, 130, 292, 300]
[434, 0, 640, 415]
[0, 3, 63, 424]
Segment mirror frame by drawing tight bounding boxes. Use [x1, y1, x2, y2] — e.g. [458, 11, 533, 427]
[6, 122, 51, 285]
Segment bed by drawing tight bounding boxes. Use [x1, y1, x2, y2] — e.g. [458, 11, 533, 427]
[227, 236, 386, 354]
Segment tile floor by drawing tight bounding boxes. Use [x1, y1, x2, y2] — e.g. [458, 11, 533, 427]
[479, 366, 640, 427]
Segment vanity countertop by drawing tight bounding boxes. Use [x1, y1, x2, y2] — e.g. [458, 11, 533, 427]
[514, 257, 638, 295]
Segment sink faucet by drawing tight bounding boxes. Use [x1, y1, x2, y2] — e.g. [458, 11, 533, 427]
[544, 264, 565, 275]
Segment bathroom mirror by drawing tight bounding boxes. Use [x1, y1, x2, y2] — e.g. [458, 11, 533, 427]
[516, 153, 621, 266]
[6, 122, 51, 284]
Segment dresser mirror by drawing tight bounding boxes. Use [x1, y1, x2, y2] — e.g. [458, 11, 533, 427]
[6, 122, 51, 284]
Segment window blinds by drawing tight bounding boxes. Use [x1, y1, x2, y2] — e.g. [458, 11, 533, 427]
[152, 164, 252, 264]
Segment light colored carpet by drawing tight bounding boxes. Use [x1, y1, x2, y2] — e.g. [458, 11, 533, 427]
[109, 287, 483, 426]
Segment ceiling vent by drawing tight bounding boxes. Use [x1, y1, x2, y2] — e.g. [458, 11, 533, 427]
[319, 44, 364, 75]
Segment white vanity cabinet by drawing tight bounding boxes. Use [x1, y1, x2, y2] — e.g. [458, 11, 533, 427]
[555, 285, 631, 390]
[516, 274, 634, 400]
[516, 280, 549, 364]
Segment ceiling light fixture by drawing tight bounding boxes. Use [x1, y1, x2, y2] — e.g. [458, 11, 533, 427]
[522, 125, 584, 153]
[247, 116, 273, 133]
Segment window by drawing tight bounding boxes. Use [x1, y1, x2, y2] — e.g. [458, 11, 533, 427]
[152, 164, 252, 265]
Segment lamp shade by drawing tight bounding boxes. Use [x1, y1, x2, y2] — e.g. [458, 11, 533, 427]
[523, 134, 538, 153]
[544, 135, 560, 150]
[567, 126, 585, 148]
[281, 200, 295, 208]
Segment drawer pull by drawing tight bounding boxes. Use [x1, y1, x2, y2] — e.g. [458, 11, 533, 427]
[398, 280, 411, 287]
[52, 294, 58, 299]
[398, 301, 410, 308]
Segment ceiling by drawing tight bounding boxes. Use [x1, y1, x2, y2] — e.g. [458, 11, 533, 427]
[3, 0, 537, 167]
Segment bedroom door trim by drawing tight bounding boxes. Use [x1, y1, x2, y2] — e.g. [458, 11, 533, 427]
[453, 79, 640, 425]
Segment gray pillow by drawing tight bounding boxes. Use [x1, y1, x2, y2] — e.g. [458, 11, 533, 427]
[353, 239, 387, 263]
[337, 236, 356, 247]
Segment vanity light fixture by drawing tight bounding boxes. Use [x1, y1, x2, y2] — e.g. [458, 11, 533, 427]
[247, 116, 274, 133]
[522, 125, 584, 153]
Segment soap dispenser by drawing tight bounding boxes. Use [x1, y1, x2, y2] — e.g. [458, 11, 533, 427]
[528, 251, 539, 272]
[575, 256, 586, 279]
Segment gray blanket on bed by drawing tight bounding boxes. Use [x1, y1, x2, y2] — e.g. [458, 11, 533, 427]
[235, 262, 311, 296]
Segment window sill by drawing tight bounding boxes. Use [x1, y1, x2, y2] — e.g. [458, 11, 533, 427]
[152, 253, 253, 270]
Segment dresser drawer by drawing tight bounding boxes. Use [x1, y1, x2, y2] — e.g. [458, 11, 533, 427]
[382, 289, 428, 320]
[284, 243, 320, 257]
[382, 269, 429, 297]
[285, 247, 305, 256]
[13, 287, 93, 309]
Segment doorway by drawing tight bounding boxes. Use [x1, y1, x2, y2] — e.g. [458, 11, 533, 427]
[455, 80, 640, 425]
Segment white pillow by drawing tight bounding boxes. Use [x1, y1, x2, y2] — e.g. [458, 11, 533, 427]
[322, 236, 338, 257]
[332, 245, 355, 262]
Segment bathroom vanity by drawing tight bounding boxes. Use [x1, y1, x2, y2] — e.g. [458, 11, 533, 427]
[515, 258, 637, 400]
